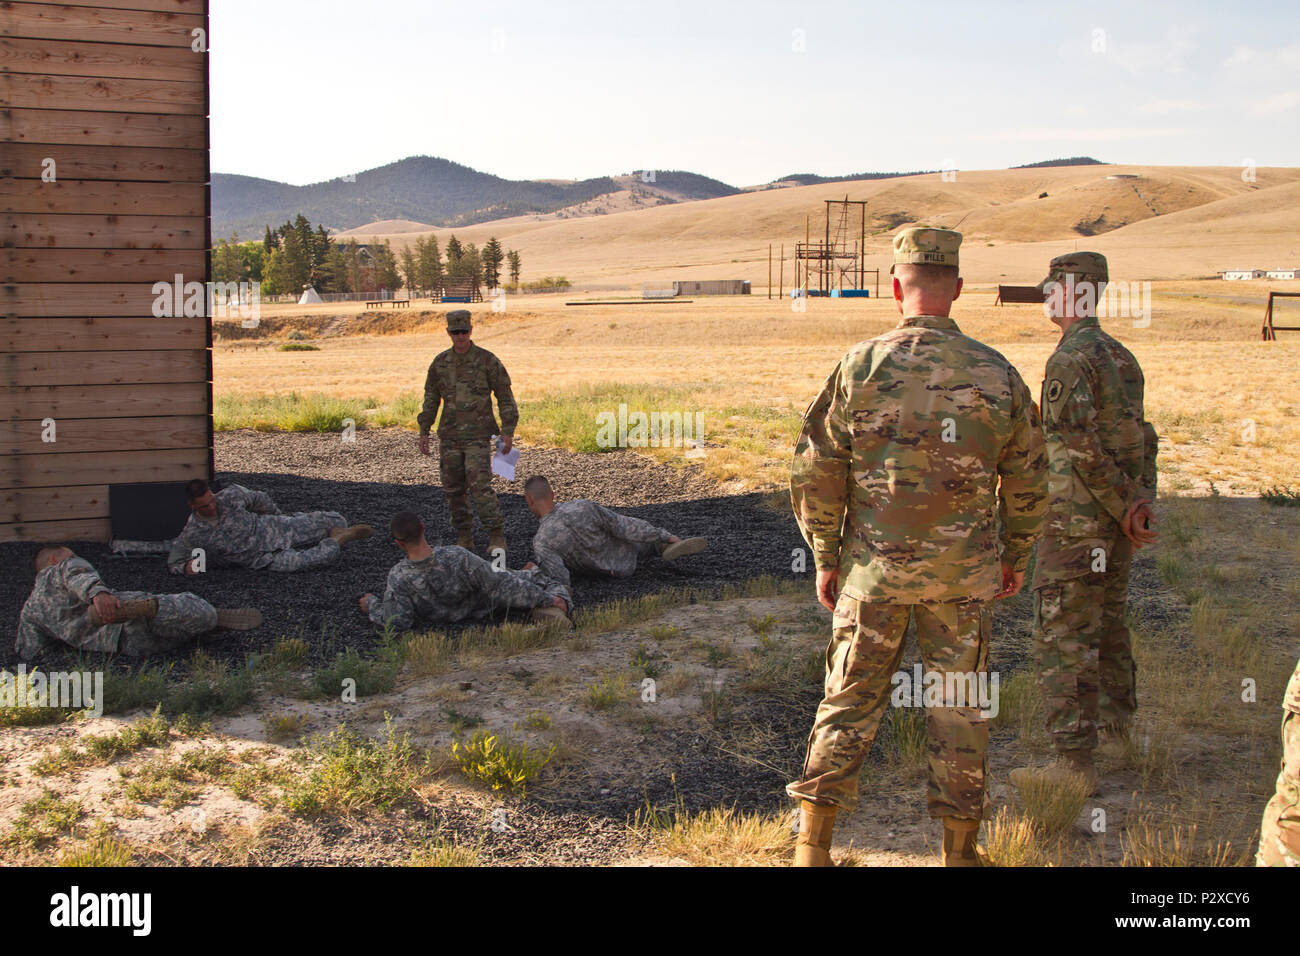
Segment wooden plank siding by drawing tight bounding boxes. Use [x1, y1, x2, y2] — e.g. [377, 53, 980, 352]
[0, 37, 204, 82]
[3, 213, 207, 249]
[1, 143, 207, 180]
[1, 0, 211, 543]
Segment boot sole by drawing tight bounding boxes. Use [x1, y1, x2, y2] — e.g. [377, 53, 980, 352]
[662, 537, 708, 561]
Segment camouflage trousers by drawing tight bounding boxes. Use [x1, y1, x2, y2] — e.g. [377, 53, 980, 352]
[786, 597, 991, 819]
[263, 511, 345, 572]
[439, 441, 502, 534]
[1032, 534, 1136, 752]
[116, 591, 218, 657]
[1257, 709, 1300, 866]
[514, 567, 573, 612]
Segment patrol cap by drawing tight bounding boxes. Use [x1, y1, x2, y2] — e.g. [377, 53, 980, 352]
[446, 309, 472, 332]
[1037, 251, 1108, 291]
[891, 227, 962, 273]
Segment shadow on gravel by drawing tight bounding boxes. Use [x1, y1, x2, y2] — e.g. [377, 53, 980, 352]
[0, 474, 806, 673]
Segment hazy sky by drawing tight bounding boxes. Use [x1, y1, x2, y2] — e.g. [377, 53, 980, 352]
[210, 0, 1299, 186]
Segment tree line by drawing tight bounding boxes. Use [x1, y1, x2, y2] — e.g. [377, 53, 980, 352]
[210, 214, 523, 297]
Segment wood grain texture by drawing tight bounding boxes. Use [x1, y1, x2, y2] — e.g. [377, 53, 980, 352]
[0, 415, 209, 455]
[0, 446, 208, 490]
[4, 247, 206, 282]
[0, 315, 207, 351]
[3, 212, 207, 249]
[0, 36, 204, 81]
[0, 349, 209, 386]
[0, 516, 111, 543]
[0, 381, 209, 418]
[1, 3, 205, 48]
[5, 108, 206, 148]
[0, 71, 206, 114]
[2, 179, 206, 216]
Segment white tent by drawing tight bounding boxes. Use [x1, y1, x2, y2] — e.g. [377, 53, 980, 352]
[298, 286, 323, 304]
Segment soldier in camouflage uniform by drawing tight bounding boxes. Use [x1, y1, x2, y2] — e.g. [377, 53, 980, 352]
[360, 511, 572, 631]
[520, 475, 708, 586]
[1258, 655, 1300, 866]
[1011, 252, 1159, 796]
[417, 310, 518, 556]
[16, 547, 261, 660]
[166, 479, 371, 575]
[785, 227, 1048, 867]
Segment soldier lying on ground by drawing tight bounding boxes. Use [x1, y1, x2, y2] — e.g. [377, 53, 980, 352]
[167, 479, 371, 574]
[359, 510, 573, 631]
[521, 475, 707, 587]
[16, 547, 262, 661]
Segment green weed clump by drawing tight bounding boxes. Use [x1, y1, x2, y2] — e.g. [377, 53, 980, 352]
[451, 731, 555, 798]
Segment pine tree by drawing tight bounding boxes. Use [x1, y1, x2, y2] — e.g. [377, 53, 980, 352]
[263, 226, 278, 253]
[416, 235, 443, 293]
[461, 243, 482, 286]
[374, 240, 401, 293]
[279, 227, 311, 293]
[507, 249, 521, 285]
[445, 235, 464, 276]
[400, 245, 419, 294]
[482, 237, 504, 289]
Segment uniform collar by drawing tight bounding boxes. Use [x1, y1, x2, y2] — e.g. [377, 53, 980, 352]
[1059, 316, 1101, 345]
[899, 314, 961, 332]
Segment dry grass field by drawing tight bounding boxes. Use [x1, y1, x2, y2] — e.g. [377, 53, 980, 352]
[216, 281, 1300, 498]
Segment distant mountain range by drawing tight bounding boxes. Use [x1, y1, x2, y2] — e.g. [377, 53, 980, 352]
[211, 156, 1106, 240]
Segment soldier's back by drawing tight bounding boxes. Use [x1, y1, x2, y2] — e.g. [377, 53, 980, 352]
[826, 316, 1041, 603]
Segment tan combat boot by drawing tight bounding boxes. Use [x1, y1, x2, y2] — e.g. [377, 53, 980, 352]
[488, 530, 507, 555]
[329, 524, 373, 545]
[1059, 749, 1099, 795]
[1009, 750, 1099, 797]
[942, 816, 986, 867]
[529, 605, 572, 628]
[88, 598, 158, 627]
[793, 800, 837, 867]
[214, 608, 264, 632]
[455, 529, 474, 550]
[662, 537, 708, 561]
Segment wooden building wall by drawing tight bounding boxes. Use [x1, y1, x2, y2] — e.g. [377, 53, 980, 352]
[1, 0, 212, 542]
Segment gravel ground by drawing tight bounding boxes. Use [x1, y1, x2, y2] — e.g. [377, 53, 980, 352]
[1, 429, 805, 670]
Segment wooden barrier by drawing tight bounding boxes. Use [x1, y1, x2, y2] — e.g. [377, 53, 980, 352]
[1262, 291, 1300, 341]
[995, 285, 1046, 305]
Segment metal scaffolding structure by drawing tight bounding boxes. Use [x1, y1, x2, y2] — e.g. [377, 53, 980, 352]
[793, 197, 877, 297]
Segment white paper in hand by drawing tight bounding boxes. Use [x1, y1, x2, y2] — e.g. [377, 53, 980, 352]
[491, 437, 520, 481]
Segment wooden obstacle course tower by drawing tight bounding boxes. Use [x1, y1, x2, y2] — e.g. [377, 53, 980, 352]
[794, 197, 877, 297]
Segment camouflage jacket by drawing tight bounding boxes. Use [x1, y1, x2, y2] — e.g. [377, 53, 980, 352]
[532, 499, 674, 586]
[16, 557, 121, 659]
[791, 314, 1048, 604]
[1285, 656, 1300, 717]
[368, 546, 565, 630]
[416, 343, 518, 443]
[1038, 317, 1158, 537]
[166, 484, 287, 573]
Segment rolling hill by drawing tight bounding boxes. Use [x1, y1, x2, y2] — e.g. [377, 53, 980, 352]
[331, 164, 1300, 286]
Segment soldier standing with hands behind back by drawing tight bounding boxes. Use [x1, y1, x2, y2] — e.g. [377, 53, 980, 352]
[1011, 252, 1158, 796]
[786, 227, 1047, 867]
[417, 309, 518, 557]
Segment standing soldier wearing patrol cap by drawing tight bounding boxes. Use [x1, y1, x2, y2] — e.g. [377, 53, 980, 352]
[1011, 252, 1159, 796]
[786, 227, 1048, 866]
[417, 310, 518, 556]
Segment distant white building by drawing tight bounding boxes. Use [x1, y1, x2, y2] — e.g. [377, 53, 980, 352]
[1223, 270, 1265, 280]
[1266, 269, 1300, 280]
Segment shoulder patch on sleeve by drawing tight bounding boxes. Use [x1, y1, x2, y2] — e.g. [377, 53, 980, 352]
[1042, 357, 1084, 424]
